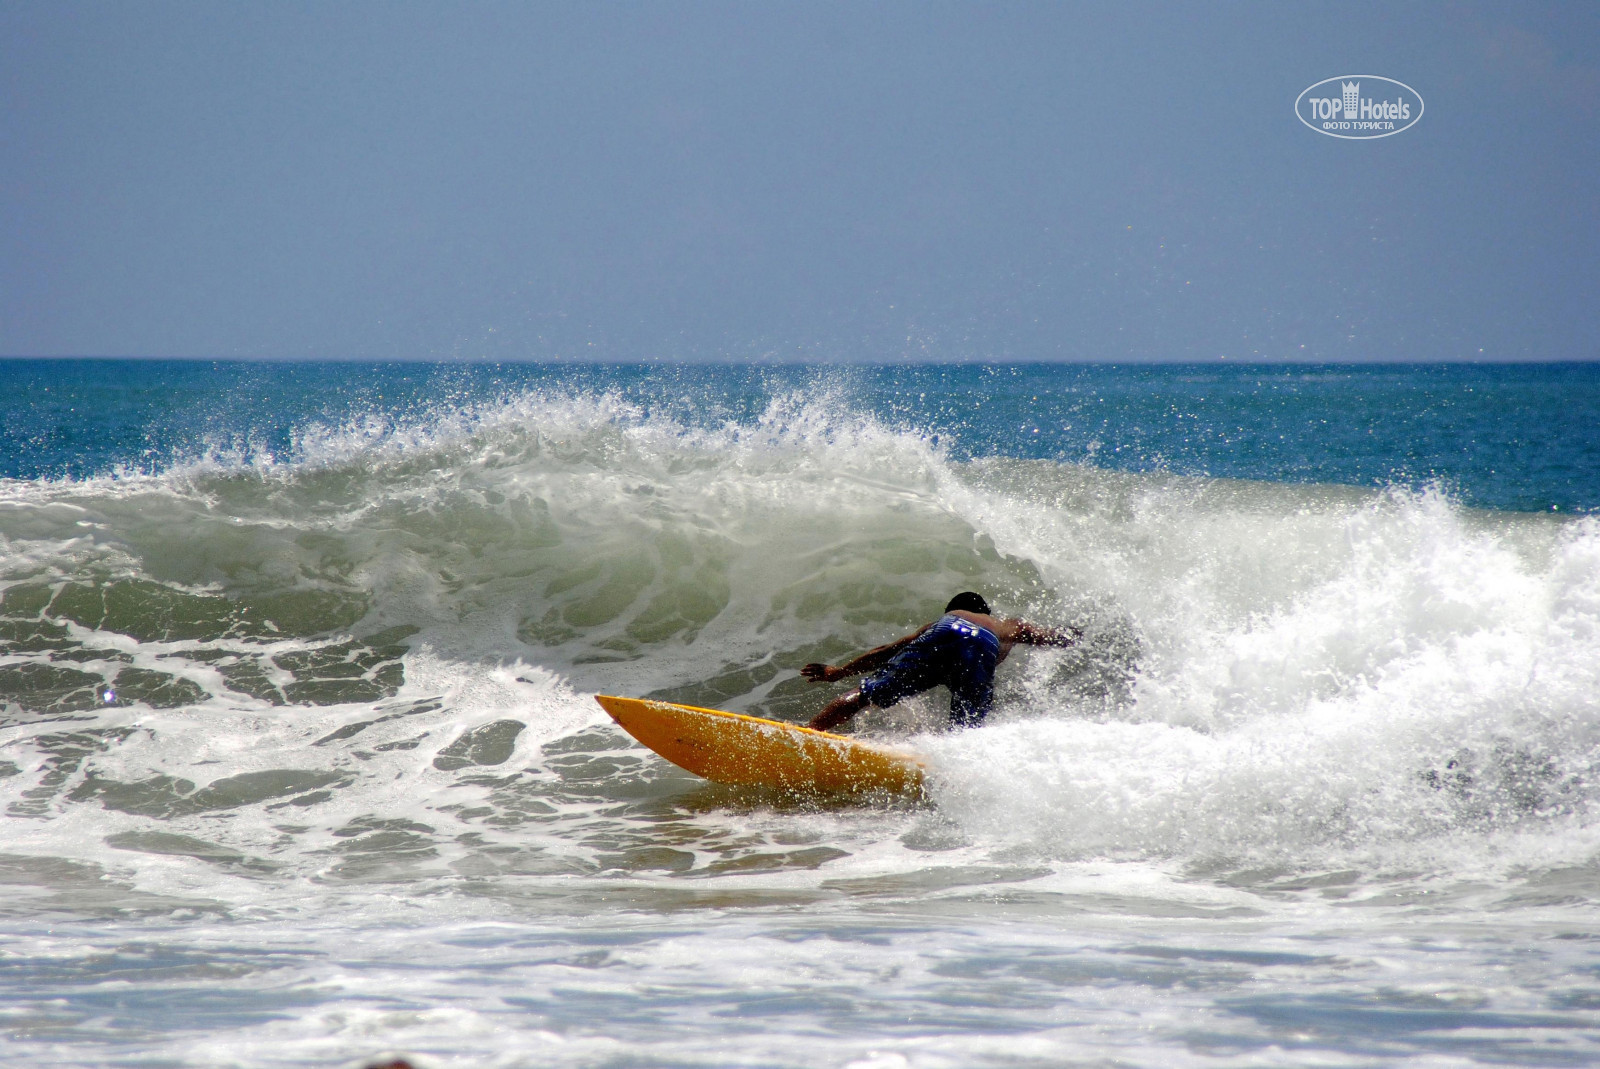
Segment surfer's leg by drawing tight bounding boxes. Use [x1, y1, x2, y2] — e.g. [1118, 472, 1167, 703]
[947, 685, 994, 728]
[945, 629, 999, 728]
[810, 625, 952, 732]
[810, 647, 937, 731]
[807, 688, 870, 732]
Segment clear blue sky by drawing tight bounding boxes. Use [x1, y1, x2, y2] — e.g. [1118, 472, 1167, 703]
[2, 1, 1596, 361]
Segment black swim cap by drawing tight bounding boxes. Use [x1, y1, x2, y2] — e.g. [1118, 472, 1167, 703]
[945, 591, 990, 614]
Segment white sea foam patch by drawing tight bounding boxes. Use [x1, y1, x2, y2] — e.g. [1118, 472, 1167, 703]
[927, 509, 1600, 868]
[1128, 490, 1581, 730]
[0, 652, 603, 900]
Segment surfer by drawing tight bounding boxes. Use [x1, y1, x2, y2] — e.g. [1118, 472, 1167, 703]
[802, 592, 1080, 731]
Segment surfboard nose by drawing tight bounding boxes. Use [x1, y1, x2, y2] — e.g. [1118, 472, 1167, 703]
[593, 695, 925, 797]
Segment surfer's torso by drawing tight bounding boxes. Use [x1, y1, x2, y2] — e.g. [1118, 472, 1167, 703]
[944, 609, 1023, 662]
[859, 613, 1002, 726]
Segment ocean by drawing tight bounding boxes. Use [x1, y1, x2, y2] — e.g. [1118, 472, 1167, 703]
[1, 359, 1598, 1067]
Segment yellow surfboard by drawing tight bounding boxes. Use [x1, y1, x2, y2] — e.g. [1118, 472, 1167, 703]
[594, 695, 925, 797]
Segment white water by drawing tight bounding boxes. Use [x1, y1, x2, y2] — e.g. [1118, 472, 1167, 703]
[2, 391, 1598, 1066]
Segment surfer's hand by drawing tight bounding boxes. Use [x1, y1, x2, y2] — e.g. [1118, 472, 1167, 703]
[1055, 625, 1084, 647]
[801, 663, 845, 683]
[1015, 621, 1083, 648]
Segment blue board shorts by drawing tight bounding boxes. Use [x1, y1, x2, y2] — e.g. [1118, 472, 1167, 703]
[859, 614, 1001, 727]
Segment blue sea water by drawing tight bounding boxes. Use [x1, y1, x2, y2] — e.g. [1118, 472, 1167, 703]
[1, 359, 1598, 1068]
[5, 360, 1598, 511]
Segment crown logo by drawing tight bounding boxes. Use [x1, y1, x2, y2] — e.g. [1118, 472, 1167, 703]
[1342, 81, 1360, 118]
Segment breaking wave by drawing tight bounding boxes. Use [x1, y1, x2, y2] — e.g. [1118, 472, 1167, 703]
[1, 385, 1597, 895]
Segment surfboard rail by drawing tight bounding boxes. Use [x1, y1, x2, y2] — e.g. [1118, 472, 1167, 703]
[594, 695, 925, 797]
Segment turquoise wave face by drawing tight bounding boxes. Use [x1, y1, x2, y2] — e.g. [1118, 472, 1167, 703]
[0, 387, 1073, 724]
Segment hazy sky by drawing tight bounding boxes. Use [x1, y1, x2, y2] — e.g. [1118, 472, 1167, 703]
[2, 1, 1597, 361]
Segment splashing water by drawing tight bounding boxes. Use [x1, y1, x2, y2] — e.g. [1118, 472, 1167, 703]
[2, 364, 1598, 1067]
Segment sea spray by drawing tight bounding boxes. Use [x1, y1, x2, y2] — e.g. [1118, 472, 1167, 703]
[2, 367, 1599, 1067]
[925, 496, 1600, 873]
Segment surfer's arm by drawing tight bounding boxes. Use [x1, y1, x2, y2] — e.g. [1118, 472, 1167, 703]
[807, 689, 870, 731]
[1009, 619, 1082, 648]
[800, 624, 931, 683]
